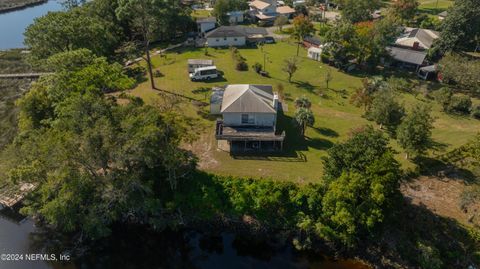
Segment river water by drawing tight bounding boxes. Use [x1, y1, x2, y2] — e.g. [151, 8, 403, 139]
[0, 0, 63, 50]
[0, 207, 371, 269]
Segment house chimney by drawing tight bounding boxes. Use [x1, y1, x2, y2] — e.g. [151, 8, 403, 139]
[412, 41, 420, 50]
[273, 93, 279, 110]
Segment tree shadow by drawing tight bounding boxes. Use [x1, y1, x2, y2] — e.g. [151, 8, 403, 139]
[311, 127, 339, 138]
[412, 156, 476, 183]
[373, 200, 480, 269]
[292, 81, 318, 93]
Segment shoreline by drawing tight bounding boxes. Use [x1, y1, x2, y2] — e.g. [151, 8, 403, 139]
[0, 0, 48, 14]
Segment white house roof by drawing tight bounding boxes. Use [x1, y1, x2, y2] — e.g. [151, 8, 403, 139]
[387, 46, 427, 65]
[395, 27, 440, 50]
[221, 84, 276, 113]
[308, 47, 323, 53]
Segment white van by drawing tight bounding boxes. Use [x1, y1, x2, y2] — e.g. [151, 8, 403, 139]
[189, 66, 218, 81]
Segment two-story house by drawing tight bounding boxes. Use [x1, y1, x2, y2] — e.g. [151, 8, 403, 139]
[211, 84, 285, 152]
[249, 0, 295, 23]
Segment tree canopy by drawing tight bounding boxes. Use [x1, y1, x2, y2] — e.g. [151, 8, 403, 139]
[337, 0, 381, 23]
[397, 104, 434, 158]
[434, 0, 480, 53]
[7, 51, 195, 239]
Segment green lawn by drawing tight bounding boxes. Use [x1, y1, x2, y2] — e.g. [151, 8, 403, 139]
[128, 41, 480, 183]
[418, 0, 453, 14]
[191, 9, 212, 18]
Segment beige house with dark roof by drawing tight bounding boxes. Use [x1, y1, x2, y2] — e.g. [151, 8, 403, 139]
[212, 84, 285, 152]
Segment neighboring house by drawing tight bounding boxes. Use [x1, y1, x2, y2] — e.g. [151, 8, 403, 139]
[249, 0, 295, 22]
[212, 84, 285, 152]
[387, 27, 440, 69]
[205, 26, 268, 47]
[303, 36, 322, 48]
[227, 11, 244, 24]
[197, 17, 217, 33]
[187, 59, 214, 73]
[394, 27, 439, 50]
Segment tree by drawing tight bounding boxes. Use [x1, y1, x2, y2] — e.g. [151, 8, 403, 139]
[434, 0, 480, 53]
[294, 96, 312, 109]
[292, 15, 315, 55]
[116, 0, 168, 90]
[295, 108, 315, 136]
[8, 54, 194, 239]
[324, 18, 399, 69]
[389, 0, 419, 22]
[282, 57, 299, 82]
[274, 15, 289, 32]
[324, 67, 332, 89]
[321, 152, 401, 245]
[367, 90, 405, 130]
[322, 126, 389, 181]
[337, 0, 381, 23]
[213, 0, 230, 25]
[438, 53, 480, 93]
[17, 51, 134, 130]
[397, 104, 434, 159]
[24, 7, 120, 62]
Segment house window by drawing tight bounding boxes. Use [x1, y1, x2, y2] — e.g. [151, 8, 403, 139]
[224, 37, 227, 40]
[234, 38, 237, 41]
[216, 39, 219, 42]
[241, 114, 254, 124]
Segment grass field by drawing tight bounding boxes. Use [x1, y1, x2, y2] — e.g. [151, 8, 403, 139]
[418, 0, 453, 14]
[128, 41, 480, 183]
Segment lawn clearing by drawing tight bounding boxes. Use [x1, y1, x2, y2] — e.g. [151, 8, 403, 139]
[418, 0, 453, 14]
[128, 41, 480, 183]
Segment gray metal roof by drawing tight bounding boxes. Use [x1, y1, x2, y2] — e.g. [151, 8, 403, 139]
[387, 46, 427, 65]
[205, 26, 267, 38]
[188, 59, 214, 65]
[221, 84, 276, 113]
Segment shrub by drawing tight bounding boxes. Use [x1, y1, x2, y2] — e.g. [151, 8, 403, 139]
[471, 105, 480, 119]
[448, 95, 472, 115]
[320, 52, 330, 64]
[252, 62, 262, 73]
[433, 87, 453, 112]
[236, 61, 248, 71]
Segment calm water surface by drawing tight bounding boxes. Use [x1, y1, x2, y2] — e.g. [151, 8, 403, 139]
[0, 207, 371, 269]
[0, 0, 63, 50]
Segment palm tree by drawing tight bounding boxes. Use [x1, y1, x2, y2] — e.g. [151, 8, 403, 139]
[294, 96, 312, 109]
[295, 108, 315, 136]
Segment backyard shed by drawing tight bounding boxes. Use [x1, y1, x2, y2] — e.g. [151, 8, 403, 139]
[307, 47, 323, 61]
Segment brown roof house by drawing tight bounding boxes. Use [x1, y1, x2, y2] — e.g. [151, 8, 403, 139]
[211, 84, 285, 152]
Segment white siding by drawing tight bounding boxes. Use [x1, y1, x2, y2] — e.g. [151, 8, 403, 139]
[223, 112, 276, 127]
[207, 36, 246, 47]
[199, 22, 216, 33]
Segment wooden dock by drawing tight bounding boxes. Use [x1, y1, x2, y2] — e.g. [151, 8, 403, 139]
[0, 183, 37, 208]
[0, 73, 52, 79]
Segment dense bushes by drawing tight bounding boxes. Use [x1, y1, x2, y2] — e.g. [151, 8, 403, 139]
[433, 88, 472, 115]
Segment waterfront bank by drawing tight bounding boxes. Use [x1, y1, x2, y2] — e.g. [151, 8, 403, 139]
[0, 0, 47, 14]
